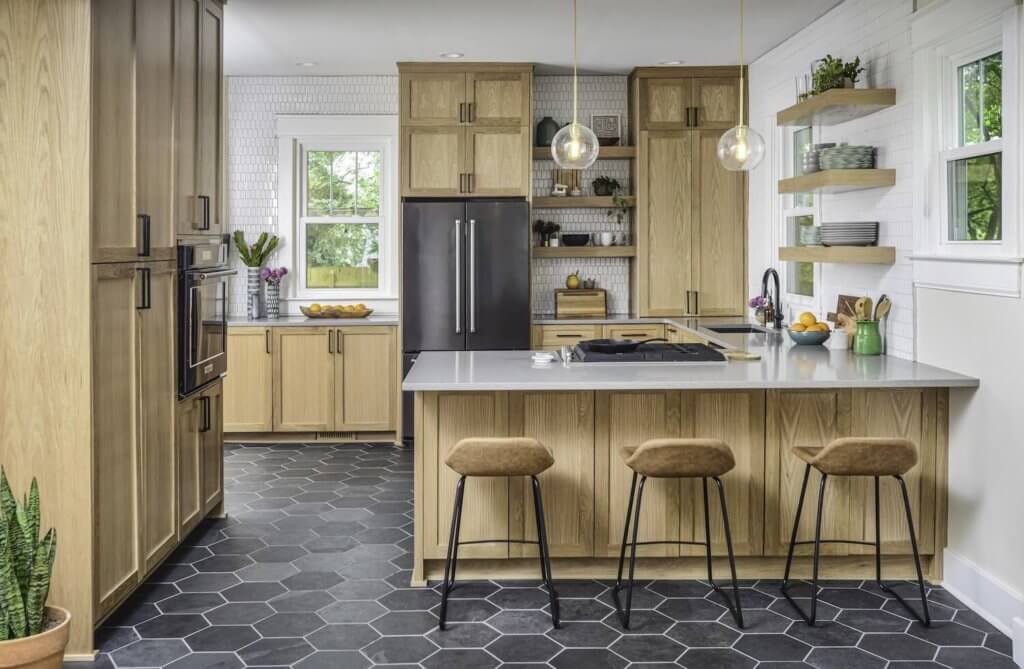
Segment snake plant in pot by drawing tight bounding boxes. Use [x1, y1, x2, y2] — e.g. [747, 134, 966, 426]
[233, 231, 280, 320]
[0, 468, 69, 669]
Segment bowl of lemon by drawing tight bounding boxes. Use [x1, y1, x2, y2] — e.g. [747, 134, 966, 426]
[301, 303, 374, 319]
[788, 312, 831, 345]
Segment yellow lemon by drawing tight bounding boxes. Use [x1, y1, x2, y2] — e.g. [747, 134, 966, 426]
[790, 323, 807, 332]
[799, 312, 817, 327]
[813, 323, 829, 332]
[309, 304, 322, 313]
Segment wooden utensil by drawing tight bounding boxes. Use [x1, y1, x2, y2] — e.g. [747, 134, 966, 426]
[854, 296, 873, 321]
[874, 295, 891, 321]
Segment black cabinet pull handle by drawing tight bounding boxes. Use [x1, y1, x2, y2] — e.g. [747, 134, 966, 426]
[459, 102, 465, 123]
[137, 214, 151, 256]
[199, 396, 211, 432]
[198, 195, 211, 230]
[136, 267, 151, 310]
[469, 102, 475, 123]
[694, 290, 699, 315]
[468, 173, 474, 193]
[266, 329, 272, 354]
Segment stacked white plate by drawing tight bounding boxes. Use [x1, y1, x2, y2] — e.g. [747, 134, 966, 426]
[820, 221, 878, 247]
[819, 145, 876, 170]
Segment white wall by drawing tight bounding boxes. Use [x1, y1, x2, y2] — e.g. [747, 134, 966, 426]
[748, 0, 916, 359]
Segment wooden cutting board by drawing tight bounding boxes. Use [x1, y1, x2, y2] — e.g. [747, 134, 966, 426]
[555, 289, 607, 319]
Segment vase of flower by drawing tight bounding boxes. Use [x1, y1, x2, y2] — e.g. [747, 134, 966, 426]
[261, 267, 288, 320]
[247, 267, 263, 320]
[234, 232, 281, 321]
[749, 295, 768, 325]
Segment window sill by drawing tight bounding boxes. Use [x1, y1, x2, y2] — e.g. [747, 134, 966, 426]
[911, 254, 1024, 297]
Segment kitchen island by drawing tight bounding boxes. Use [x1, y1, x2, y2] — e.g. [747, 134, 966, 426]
[403, 327, 978, 587]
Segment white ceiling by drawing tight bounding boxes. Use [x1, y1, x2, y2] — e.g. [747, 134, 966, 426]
[224, 0, 844, 76]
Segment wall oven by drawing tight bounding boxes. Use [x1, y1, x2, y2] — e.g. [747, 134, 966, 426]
[178, 237, 234, 398]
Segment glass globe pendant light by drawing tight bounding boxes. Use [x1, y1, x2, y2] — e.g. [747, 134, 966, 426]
[717, 0, 765, 171]
[552, 0, 599, 169]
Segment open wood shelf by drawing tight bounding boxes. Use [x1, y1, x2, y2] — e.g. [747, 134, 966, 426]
[532, 145, 636, 160]
[532, 245, 636, 259]
[777, 88, 896, 127]
[779, 245, 895, 265]
[778, 169, 895, 194]
[532, 195, 635, 209]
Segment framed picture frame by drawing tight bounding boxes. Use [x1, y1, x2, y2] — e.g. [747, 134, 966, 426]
[590, 113, 621, 146]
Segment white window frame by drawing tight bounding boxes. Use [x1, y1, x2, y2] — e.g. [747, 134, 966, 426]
[911, 1, 1024, 296]
[277, 115, 399, 307]
[776, 124, 823, 312]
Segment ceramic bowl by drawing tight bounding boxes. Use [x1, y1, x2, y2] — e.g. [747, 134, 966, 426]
[561, 234, 590, 247]
[787, 329, 831, 346]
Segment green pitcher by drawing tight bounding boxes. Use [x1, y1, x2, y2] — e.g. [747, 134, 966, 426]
[853, 320, 882, 355]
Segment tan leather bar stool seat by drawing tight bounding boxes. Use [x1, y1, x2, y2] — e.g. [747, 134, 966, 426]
[621, 439, 736, 478]
[792, 438, 918, 477]
[446, 437, 555, 477]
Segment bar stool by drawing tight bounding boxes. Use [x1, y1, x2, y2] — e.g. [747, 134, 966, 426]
[782, 438, 931, 626]
[612, 439, 744, 629]
[438, 437, 560, 630]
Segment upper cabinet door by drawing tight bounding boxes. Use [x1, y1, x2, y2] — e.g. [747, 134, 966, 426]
[401, 126, 465, 197]
[639, 78, 693, 129]
[694, 77, 740, 129]
[135, 0, 176, 259]
[196, 0, 224, 236]
[466, 71, 530, 126]
[175, 0, 202, 236]
[695, 129, 745, 316]
[401, 72, 467, 126]
[465, 126, 529, 197]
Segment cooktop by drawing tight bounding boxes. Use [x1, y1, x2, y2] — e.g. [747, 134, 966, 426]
[572, 342, 728, 364]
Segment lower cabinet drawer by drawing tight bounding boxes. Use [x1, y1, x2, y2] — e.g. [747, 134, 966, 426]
[603, 324, 665, 341]
[539, 325, 602, 348]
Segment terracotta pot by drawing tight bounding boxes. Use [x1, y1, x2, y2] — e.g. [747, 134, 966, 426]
[0, 607, 71, 669]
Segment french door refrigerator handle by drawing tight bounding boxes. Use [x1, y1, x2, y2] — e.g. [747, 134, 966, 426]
[454, 219, 462, 334]
[469, 218, 476, 333]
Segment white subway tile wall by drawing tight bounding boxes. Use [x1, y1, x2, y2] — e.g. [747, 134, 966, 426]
[225, 76, 398, 316]
[532, 76, 632, 314]
[748, 0, 915, 358]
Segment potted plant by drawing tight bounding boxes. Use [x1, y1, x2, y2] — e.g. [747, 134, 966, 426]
[606, 194, 631, 245]
[233, 232, 280, 320]
[592, 176, 620, 197]
[842, 57, 865, 88]
[260, 267, 288, 320]
[749, 295, 769, 325]
[0, 469, 68, 669]
[542, 221, 561, 246]
[812, 55, 864, 94]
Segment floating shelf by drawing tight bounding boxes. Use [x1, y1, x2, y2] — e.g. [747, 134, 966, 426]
[532, 145, 636, 160]
[777, 88, 896, 127]
[532, 195, 635, 209]
[779, 245, 896, 265]
[778, 169, 895, 194]
[533, 246, 636, 259]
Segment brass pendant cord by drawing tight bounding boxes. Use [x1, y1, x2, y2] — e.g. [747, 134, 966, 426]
[572, 0, 579, 126]
[738, 0, 745, 127]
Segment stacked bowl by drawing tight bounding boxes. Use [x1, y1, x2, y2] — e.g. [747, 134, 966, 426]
[820, 221, 879, 247]
[819, 145, 876, 170]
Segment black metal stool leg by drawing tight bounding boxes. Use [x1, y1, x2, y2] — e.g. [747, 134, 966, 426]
[438, 476, 466, 630]
[615, 472, 639, 591]
[702, 478, 714, 583]
[615, 475, 647, 629]
[713, 477, 744, 628]
[876, 475, 931, 626]
[782, 464, 812, 586]
[531, 476, 560, 628]
[782, 468, 827, 626]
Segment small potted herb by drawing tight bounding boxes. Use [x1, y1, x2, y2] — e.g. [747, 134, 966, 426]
[261, 267, 288, 319]
[542, 221, 561, 246]
[812, 55, 864, 94]
[592, 176, 621, 197]
[606, 194, 631, 245]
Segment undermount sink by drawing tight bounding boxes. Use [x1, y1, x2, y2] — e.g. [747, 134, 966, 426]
[705, 324, 770, 334]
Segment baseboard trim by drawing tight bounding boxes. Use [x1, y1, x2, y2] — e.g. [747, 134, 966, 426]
[63, 652, 98, 662]
[942, 548, 1024, 661]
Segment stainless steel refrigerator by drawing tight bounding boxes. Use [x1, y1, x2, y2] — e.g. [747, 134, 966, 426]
[402, 199, 530, 438]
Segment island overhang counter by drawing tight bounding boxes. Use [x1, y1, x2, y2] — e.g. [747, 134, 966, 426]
[403, 347, 978, 587]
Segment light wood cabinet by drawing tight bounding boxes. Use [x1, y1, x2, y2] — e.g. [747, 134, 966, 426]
[467, 71, 531, 126]
[603, 324, 665, 341]
[177, 395, 203, 538]
[402, 126, 465, 197]
[640, 78, 693, 129]
[636, 71, 741, 130]
[401, 67, 530, 127]
[401, 71, 467, 126]
[273, 328, 335, 432]
[537, 324, 602, 349]
[201, 381, 224, 514]
[224, 328, 274, 432]
[335, 327, 397, 431]
[694, 78, 740, 129]
[465, 126, 530, 196]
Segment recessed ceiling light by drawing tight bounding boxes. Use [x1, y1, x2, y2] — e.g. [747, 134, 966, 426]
[440, 52, 465, 59]
[296, 61, 318, 67]
[659, 60, 686, 65]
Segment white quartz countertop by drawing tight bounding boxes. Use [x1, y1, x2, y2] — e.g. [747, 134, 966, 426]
[402, 347, 979, 392]
[228, 314, 399, 327]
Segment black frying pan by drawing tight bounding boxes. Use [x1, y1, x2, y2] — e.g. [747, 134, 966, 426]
[581, 338, 668, 353]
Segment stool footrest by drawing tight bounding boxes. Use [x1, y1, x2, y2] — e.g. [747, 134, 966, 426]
[455, 539, 542, 547]
[789, 539, 876, 548]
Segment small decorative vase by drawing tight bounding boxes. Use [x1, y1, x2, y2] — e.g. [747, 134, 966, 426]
[246, 267, 263, 320]
[536, 116, 559, 147]
[265, 282, 281, 319]
[754, 308, 767, 326]
[853, 320, 882, 356]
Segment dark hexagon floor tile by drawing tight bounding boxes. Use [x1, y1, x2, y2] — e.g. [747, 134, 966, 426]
[307, 623, 381, 651]
[436, 580, 500, 599]
[250, 545, 308, 563]
[487, 587, 551, 610]
[731, 587, 775, 609]
[282, 571, 345, 591]
[883, 597, 954, 621]
[220, 523, 274, 539]
[366, 501, 412, 514]
[835, 608, 910, 632]
[294, 491, 341, 503]
[238, 637, 316, 666]
[547, 620, 620, 648]
[769, 597, 840, 622]
[329, 579, 393, 601]
[135, 614, 209, 639]
[666, 621, 740, 648]
[378, 587, 439, 611]
[235, 561, 298, 582]
[184, 625, 260, 652]
[677, 648, 757, 669]
[312, 521, 367, 537]
[329, 495, 378, 509]
[421, 648, 498, 669]
[273, 515, 328, 532]
[786, 620, 862, 647]
[436, 597, 500, 623]
[222, 581, 286, 602]
[95, 626, 139, 653]
[611, 634, 685, 662]
[246, 497, 294, 510]
[262, 529, 319, 546]
[952, 608, 1002, 634]
[550, 648, 628, 669]
[362, 635, 439, 664]
[303, 535, 360, 553]
[554, 580, 607, 598]
[269, 589, 335, 612]
[857, 632, 937, 660]
[385, 570, 416, 588]
[126, 582, 179, 605]
[487, 634, 560, 663]
[559, 596, 614, 621]
[110, 639, 190, 668]
[371, 610, 438, 635]
[151, 563, 198, 583]
[103, 602, 161, 627]
[294, 650, 371, 669]
[607, 608, 675, 634]
[319, 599, 387, 623]
[164, 651, 243, 669]
[734, 633, 811, 662]
[168, 545, 214, 564]
[985, 632, 1014, 656]
[926, 588, 969, 610]
[657, 596, 727, 622]
[427, 622, 501, 648]
[488, 609, 555, 634]
[907, 619, 985, 646]
[805, 647, 886, 668]
[205, 602, 275, 625]
[254, 611, 326, 637]
[598, 585, 664, 610]
[359, 512, 411, 528]
[937, 646, 1020, 669]
[157, 592, 226, 614]
[355, 527, 409, 544]
[817, 587, 885, 610]
[648, 581, 713, 598]
[176, 572, 240, 593]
